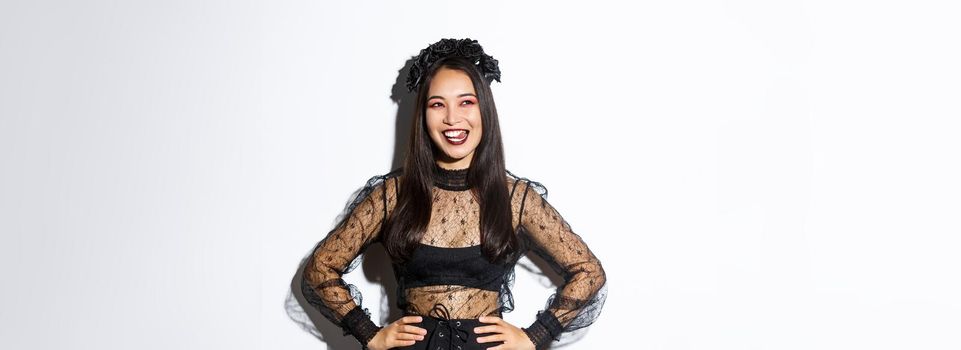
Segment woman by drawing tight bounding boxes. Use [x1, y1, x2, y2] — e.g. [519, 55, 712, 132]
[301, 38, 606, 350]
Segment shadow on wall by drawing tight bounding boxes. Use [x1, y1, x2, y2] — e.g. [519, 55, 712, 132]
[282, 55, 419, 350]
[284, 54, 572, 349]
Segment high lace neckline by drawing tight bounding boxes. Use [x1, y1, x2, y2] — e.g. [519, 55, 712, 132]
[432, 162, 470, 191]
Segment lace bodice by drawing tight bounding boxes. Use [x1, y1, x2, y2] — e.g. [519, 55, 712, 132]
[301, 164, 607, 349]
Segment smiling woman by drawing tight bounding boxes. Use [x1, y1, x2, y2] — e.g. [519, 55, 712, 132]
[300, 38, 607, 350]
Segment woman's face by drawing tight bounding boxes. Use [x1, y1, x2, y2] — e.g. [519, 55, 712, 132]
[425, 67, 483, 170]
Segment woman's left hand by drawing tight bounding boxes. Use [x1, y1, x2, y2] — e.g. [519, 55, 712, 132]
[473, 316, 536, 350]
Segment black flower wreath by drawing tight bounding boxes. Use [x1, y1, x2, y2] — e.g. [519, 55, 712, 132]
[406, 38, 502, 92]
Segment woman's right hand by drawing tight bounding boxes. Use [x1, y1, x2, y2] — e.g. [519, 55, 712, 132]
[366, 315, 427, 350]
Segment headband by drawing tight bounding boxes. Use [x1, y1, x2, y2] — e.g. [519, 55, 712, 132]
[405, 38, 502, 92]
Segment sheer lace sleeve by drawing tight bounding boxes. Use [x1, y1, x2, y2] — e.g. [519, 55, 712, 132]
[300, 174, 395, 348]
[516, 179, 608, 349]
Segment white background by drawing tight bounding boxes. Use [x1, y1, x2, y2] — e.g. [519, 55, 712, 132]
[2, 0, 959, 349]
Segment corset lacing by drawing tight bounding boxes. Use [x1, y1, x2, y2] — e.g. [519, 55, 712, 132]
[426, 304, 471, 350]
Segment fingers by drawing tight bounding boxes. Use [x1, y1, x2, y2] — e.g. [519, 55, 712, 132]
[399, 325, 427, 335]
[475, 317, 529, 348]
[478, 316, 503, 324]
[394, 332, 423, 341]
[473, 325, 500, 334]
[384, 331, 422, 348]
[396, 315, 423, 324]
[476, 333, 506, 343]
[381, 316, 427, 348]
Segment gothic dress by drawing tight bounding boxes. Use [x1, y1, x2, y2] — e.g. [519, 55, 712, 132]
[301, 164, 607, 349]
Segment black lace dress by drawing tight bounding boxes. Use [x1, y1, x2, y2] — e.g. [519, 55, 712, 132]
[301, 164, 607, 349]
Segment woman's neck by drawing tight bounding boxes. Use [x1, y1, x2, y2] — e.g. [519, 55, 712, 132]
[432, 162, 470, 191]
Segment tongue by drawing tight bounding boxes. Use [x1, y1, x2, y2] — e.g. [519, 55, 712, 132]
[447, 131, 466, 139]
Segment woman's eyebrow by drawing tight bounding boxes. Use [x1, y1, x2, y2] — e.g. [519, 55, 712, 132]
[428, 93, 477, 100]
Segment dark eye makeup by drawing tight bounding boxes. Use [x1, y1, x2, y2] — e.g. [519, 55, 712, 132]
[428, 99, 475, 108]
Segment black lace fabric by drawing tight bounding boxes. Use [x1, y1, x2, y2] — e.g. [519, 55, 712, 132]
[513, 175, 608, 348]
[300, 165, 607, 349]
[300, 173, 394, 347]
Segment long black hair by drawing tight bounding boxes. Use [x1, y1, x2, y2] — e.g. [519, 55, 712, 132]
[382, 56, 517, 264]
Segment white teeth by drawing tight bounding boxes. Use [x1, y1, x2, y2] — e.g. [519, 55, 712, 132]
[444, 130, 467, 138]
[443, 130, 467, 142]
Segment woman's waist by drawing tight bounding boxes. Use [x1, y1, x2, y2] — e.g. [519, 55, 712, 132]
[403, 301, 503, 320]
[404, 311, 503, 321]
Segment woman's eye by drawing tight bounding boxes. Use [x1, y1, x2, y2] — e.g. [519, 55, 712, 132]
[429, 100, 473, 108]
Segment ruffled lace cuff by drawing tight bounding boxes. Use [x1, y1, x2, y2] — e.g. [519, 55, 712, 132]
[522, 311, 563, 350]
[342, 306, 381, 348]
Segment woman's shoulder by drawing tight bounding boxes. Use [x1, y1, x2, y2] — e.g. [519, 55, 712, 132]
[359, 167, 403, 182]
[505, 169, 548, 199]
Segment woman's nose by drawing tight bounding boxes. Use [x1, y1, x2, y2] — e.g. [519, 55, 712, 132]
[443, 107, 461, 124]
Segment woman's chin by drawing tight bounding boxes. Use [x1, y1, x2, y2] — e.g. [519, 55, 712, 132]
[440, 155, 467, 164]
[436, 152, 472, 165]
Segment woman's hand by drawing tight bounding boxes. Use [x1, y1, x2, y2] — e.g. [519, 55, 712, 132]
[474, 316, 536, 350]
[366, 316, 427, 350]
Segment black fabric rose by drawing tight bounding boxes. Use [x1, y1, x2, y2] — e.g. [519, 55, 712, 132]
[406, 64, 424, 92]
[432, 38, 458, 55]
[456, 39, 484, 57]
[481, 56, 501, 83]
[417, 48, 432, 67]
[406, 37, 501, 92]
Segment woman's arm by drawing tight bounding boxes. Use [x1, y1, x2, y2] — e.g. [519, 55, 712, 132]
[301, 174, 394, 348]
[516, 179, 608, 349]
